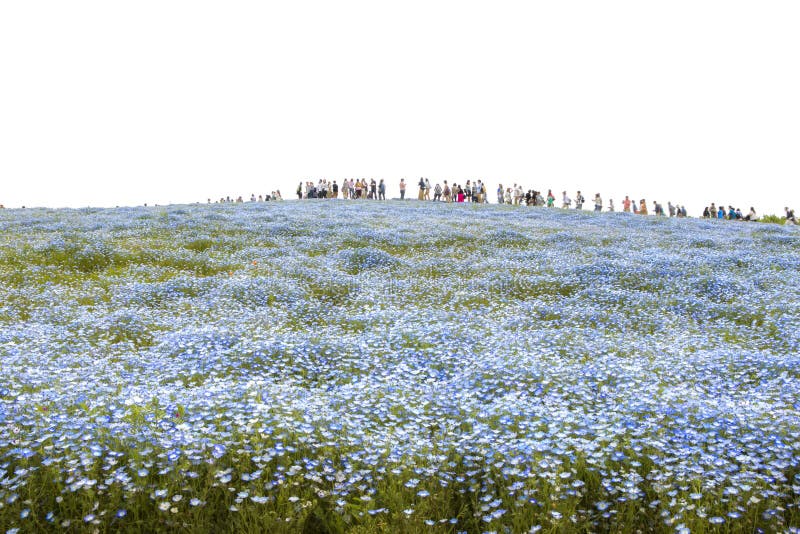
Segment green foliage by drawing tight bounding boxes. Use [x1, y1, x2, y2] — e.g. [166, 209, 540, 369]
[184, 237, 215, 252]
[30, 239, 118, 272]
[759, 214, 785, 225]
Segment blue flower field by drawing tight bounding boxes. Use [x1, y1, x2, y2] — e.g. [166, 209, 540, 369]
[0, 201, 798, 533]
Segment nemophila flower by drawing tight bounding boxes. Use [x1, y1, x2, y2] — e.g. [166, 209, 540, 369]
[1, 202, 799, 529]
[708, 516, 725, 524]
[211, 444, 226, 459]
[417, 490, 430, 498]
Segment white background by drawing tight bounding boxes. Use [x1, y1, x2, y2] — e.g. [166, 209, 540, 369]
[1, 1, 798, 216]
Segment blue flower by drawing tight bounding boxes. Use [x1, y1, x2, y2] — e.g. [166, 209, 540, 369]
[211, 444, 226, 459]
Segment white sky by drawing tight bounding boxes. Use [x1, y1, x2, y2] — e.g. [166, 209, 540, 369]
[1, 1, 798, 216]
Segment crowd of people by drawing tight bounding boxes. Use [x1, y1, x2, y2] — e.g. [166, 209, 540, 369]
[701, 203, 756, 221]
[208, 192, 283, 203]
[296, 180, 698, 217]
[287, 178, 800, 224]
[4, 183, 796, 226]
[297, 179, 387, 200]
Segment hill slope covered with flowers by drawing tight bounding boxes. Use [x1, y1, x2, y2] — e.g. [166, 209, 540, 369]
[1, 201, 799, 533]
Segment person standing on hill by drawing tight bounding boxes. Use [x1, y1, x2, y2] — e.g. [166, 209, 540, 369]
[433, 182, 442, 201]
[547, 190, 555, 207]
[639, 199, 648, 214]
[594, 193, 602, 212]
[575, 191, 585, 210]
[623, 195, 631, 212]
[443, 181, 451, 202]
[417, 177, 425, 200]
[399, 178, 406, 200]
[378, 179, 386, 200]
[562, 191, 571, 209]
[608, 198, 615, 212]
[497, 184, 504, 204]
[785, 207, 797, 224]
[424, 178, 431, 200]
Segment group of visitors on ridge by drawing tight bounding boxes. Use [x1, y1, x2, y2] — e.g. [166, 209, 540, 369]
[292, 178, 799, 224]
[209, 192, 283, 203]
